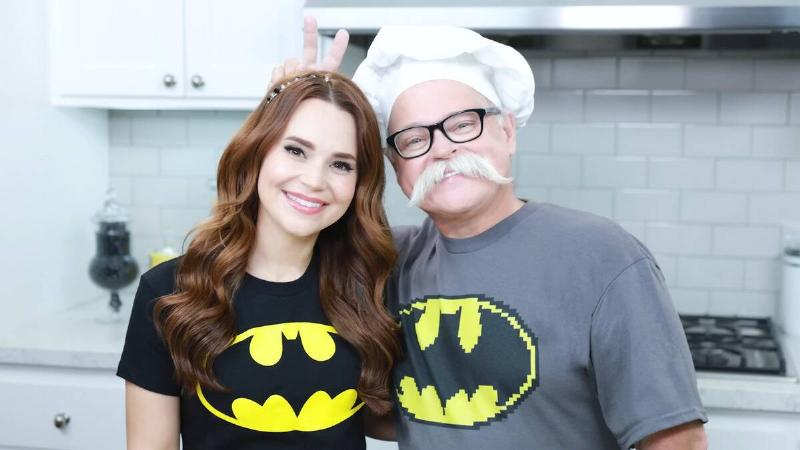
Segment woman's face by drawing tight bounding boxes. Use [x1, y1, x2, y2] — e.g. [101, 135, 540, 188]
[256, 98, 358, 241]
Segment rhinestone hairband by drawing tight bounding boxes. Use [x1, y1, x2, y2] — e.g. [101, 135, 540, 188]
[265, 73, 331, 104]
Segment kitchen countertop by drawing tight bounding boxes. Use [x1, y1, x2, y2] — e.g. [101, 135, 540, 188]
[2, 299, 800, 413]
[0, 296, 132, 371]
[697, 335, 800, 413]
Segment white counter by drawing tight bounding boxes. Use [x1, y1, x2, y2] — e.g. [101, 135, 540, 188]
[2, 299, 800, 413]
[697, 335, 800, 413]
[0, 297, 131, 370]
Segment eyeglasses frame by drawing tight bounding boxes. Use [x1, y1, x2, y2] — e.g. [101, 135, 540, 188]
[385, 107, 502, 160]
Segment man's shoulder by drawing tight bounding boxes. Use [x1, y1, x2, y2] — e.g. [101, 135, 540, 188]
[392, 219, 435, 246]
[532, 202, 627, 237]
[390, 219, 438, 266]
[524, 202, 652, 263]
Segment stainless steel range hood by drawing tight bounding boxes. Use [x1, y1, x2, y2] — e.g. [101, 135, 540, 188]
[306, 4, 800, 51]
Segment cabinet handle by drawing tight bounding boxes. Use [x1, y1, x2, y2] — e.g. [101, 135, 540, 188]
[53, 413, 71, 429]
[162, 74, 177, 88]
[191, 75, 205, 89]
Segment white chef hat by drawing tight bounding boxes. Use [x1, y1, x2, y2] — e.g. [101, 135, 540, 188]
[352, 25, 535, 135]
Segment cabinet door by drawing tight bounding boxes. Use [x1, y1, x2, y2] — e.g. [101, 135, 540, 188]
[184, 0, 304, 99]
[0, 366, 124, 450]
[50, 0, 184, 98]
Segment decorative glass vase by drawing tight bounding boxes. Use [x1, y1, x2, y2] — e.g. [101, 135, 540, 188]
[88, 190, 139, 323]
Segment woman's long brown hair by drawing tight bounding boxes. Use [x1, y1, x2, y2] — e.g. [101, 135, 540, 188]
[153, 71, 400, 413]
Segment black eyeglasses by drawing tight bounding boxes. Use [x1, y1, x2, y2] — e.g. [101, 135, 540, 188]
[386, 107, 502, 159]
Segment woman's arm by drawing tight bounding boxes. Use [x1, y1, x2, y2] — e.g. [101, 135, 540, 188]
[125, 381, 180, 450]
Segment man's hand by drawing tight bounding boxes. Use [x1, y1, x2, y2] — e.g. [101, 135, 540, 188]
[270, 16, 349, 83]
[637, 420, 707, 450]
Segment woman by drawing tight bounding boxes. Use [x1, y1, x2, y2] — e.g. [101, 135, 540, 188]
[117, 71, 400, 449]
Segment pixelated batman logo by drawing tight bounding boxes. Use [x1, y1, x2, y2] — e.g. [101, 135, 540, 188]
[196, 322, 363, 432]
[395, 296, 538, 428]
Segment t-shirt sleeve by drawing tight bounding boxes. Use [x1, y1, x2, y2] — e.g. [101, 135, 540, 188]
[387, 225, 423, 315]
[391, 225, 421, 251]
[116, 276, 181, 396]
[590, 257, 707, 449]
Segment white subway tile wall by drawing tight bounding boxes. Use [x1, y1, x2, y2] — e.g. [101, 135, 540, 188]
[752, 126, 800, 158]
[715, 160, 784, 191]
[684, 125, 751, 157]
[681, 192, 748, 224]
[531, 90, 584, 122]
[787, 162, 800, 191]
[754, 59, 800, 91]
[585, 90, 650, 122]
[720, 92, 789, 124]
[619, 58, 685, 90]
[648, 158, 715, 189]
[686, 58, 754, 91]
[616, 189, 681, 221]
[551, 123, 615, 154]
[553, 58, 617, 89]
[618, 123, 682, 156]
[646, 223, 712, 256]
[110, 55, 800, 316]
[749, 193, 800, 224]
[516, 154, 582, 187]
[583, 156, 648, 188]
[653, 254, 678, 287]
[652, 91, 718, 123]
[109, 111, 244, 271]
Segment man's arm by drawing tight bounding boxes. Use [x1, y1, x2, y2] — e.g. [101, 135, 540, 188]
[363, 408, 397, 441]
[637, 420, 707, 450]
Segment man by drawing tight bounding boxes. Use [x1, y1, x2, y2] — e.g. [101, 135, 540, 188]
[285, 19, 708, 450]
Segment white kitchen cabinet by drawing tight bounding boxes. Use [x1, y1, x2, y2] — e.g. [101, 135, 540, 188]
[49, 0, 184, 99]
[184, 0, 303, 99]
[49, 0, 303, 109]
[705, 408, 800, 450]
[0, 364, 124, 450]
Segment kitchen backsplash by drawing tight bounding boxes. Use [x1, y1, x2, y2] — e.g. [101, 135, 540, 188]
[109, 52, 800, 317]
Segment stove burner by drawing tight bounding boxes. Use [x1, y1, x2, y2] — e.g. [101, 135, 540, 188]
[680, 314, 786, 376]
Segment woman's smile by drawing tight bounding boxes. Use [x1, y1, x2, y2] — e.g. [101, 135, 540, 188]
[283, 190, 328, 215]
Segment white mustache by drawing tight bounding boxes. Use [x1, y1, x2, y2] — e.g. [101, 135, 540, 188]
[408, 153, 513, 207]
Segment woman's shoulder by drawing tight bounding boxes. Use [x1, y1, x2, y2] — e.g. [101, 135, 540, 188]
[140, 255, 183, 296]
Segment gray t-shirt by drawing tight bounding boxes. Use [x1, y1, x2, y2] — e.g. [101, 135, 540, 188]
[387, 201, 707, 450]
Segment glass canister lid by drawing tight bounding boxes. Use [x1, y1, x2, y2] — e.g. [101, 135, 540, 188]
[93, 189, 130, 224]
[784, 233, 800, 263]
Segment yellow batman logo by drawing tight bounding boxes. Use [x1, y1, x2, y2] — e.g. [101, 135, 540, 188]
[197, 322, 364, 432]
[396, 297, 538, 428]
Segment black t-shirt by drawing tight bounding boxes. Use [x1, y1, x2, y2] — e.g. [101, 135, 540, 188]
[117, 257, 366, 450]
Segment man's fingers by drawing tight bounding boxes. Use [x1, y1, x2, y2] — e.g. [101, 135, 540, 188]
[270, 65, 285, 85]
[319, 29, 349, 72]
[284, 58, 301, 76]
[302, 16, 319, 66]
[269, 16, 324, 87]
[276, 16, 347, 81]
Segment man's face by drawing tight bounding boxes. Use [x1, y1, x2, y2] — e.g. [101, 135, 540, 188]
[387, 80, 516, 219]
